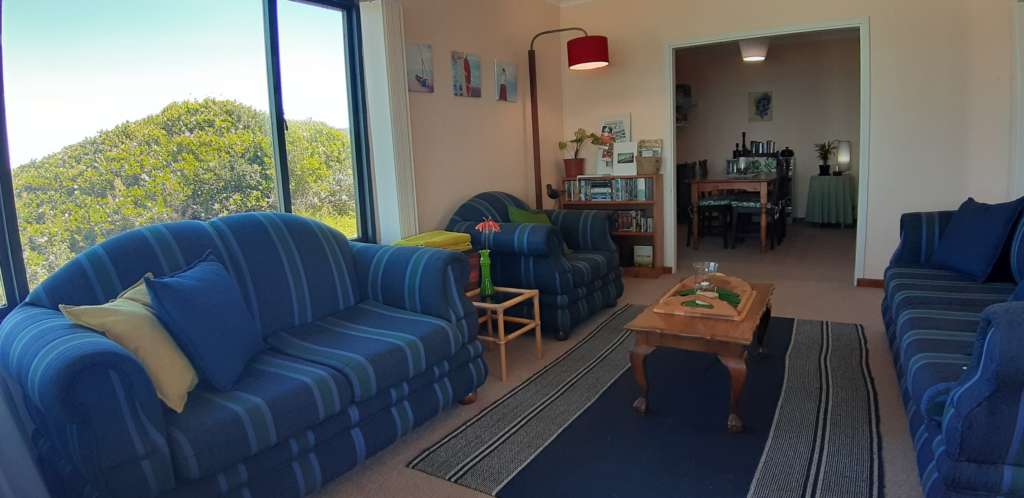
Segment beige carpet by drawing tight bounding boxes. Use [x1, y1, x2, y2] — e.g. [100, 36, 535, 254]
[315, 224, 920, 498]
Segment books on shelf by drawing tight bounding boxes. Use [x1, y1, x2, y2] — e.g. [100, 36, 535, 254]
[613, 210, 654, 233]
[562, 176, 655, 202]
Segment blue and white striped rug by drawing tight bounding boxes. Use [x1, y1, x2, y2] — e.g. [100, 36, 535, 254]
[409, 305, 883, 497]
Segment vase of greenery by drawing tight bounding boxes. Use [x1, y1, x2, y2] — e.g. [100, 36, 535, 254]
[474, 218, 501, 299]
[558, 128, 602, 179]
[814, 140, 837, 176]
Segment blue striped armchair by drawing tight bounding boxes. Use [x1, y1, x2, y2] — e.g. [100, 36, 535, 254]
[446, 192, 624, 340]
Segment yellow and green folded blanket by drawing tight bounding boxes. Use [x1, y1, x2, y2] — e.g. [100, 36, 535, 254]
[393, 230, 472, 252]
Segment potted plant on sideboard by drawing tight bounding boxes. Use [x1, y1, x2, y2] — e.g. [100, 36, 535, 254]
[558, 128, 602, 179]
[813, 140, 837, 176]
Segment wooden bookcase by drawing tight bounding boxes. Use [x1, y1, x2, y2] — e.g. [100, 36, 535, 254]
[558, 174, 669, 278]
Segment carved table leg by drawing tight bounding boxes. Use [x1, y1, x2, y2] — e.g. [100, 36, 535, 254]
[718, 354, 748, 432]
[630, 344, 654, 414]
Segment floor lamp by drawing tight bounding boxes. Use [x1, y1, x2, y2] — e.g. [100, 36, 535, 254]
[528, 28, 609, 208]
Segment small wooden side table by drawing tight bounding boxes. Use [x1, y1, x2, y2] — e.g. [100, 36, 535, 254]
[466, 287, 542, 382]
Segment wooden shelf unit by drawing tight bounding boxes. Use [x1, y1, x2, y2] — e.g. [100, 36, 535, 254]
[558, 174, 669, 278]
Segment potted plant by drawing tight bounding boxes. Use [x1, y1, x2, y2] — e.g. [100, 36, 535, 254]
[813, 141, 837, 176]
[558, 128, 602, 179]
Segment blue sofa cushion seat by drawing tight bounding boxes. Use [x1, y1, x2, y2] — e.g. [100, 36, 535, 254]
[165, 350, 352, 480]
[267, 300, 467, 403]
[929, 197, 1024, 281]
[566, 250, 618, 284]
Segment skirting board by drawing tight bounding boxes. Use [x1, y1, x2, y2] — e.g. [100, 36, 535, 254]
[856, 278, 884, 288]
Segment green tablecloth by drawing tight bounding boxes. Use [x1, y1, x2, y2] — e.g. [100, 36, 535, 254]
[806, 175, 855, 226]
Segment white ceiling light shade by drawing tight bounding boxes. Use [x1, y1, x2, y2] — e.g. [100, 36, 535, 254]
[739, 38, 770, 62]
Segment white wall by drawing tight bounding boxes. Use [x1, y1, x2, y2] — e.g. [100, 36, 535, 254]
[559, 0, 1015, 279]
[675, 34, 860, 218]
[400, 0, 564, 230]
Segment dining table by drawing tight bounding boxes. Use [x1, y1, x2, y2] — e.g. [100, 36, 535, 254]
[690, 173, 778, 252]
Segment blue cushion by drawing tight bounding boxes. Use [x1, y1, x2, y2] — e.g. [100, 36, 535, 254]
[930, 197, 1024, 281]
[147, 252, 265, 391]
[1011, 281, 1024, 301]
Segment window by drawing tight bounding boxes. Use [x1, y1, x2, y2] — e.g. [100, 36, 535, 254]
[0, 0, 373, 307]
[279, 1, 361, 237]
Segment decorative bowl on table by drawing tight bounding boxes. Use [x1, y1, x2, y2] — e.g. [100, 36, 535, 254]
[653, 272, 756, 321]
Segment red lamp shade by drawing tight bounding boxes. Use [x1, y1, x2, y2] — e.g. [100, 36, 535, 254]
[567, 35, 609, 70]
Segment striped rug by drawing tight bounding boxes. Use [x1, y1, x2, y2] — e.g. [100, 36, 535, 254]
[409, 305, 883, 497]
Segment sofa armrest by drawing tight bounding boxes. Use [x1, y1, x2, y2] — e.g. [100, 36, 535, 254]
[935, 301, 1024, 495]
[890, 210, 956, 266]
[350, 243, 478, 337]
[447, 221, 562, 257]
[548, 209, 618, 252]
[0, 305, 174, 498]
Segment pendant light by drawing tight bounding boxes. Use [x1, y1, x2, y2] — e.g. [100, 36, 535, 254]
[739, 38, 769, 62]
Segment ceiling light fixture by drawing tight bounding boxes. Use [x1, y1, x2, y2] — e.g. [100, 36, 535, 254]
[739, 38, 769, 62]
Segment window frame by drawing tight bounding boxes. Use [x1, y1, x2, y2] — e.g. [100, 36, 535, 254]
[0, 0, 377, 319]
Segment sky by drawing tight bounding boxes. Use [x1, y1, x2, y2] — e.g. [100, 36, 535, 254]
[1, 0, 352, 167]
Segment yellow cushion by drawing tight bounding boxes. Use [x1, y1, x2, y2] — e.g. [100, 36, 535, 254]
[59, 276, 198, 412]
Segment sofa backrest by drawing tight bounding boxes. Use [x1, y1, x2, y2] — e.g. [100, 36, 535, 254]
[1010, 219, 1024, 283]
[25, 212, 360, 336]
[446, 191, 529, 228]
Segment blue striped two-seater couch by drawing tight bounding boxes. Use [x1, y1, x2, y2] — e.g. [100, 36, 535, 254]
[883, 209, 1024, 498]
[0, 212, 487, 498]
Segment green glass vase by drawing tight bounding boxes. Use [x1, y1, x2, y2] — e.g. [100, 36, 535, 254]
[479, 249, 495, 299]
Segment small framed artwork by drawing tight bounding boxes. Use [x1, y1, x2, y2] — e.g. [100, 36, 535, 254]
[749, 91, 773, 121]
[495, 61, 517, 102]
[594, 144, 614, 175]
[613, 141, 638, 176]
[599, 114, 631, 144]
[406, 43, 434, 93]
[451, 51, 482, 98]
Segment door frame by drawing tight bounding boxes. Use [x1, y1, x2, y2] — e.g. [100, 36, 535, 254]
[663, 18, 871, 284]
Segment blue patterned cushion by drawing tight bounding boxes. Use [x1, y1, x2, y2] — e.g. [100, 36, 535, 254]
[146, 253, 265, 391]
[447, 221, 562, 257]
[890, 211, 956, 267]
[165, 351, 351, 480]
[930, 197, 1024, 281]
[547, 209, 618, 252]
[171, 352, 486, 497]
[267, 301, 466, 403]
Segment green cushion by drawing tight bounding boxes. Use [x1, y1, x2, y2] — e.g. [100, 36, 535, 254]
[508, 206, 572, 254]
[508, 206, 553, 225]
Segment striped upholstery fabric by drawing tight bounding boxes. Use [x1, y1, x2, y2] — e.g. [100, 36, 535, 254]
[0, 212, 487, 498]
[446, 192, 623, 337]
[267, 301, 469, 403]
[889, 210, 956, 267]
[884, 209, 1024, 498]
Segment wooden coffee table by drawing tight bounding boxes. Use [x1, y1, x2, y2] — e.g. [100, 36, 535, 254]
[624, 282, 774, 432]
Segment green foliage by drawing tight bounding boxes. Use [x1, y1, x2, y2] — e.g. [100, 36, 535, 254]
[558, 128, 602, 159]
[12, 98, 358, 287]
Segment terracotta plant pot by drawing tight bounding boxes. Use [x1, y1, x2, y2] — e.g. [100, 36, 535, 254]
[564, 158, 585, 179]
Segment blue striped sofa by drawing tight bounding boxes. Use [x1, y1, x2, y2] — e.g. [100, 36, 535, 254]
[0, 212, 487, 498]
[446, 192, 624, 340]
[884, 210, 1024, 498]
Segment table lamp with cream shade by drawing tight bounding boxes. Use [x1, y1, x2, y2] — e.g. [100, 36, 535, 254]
[835, 140, 852, 175]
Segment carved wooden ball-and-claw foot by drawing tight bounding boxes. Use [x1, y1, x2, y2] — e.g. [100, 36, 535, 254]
[727, 413, 744, 433]
[633, 397, 648, 415]
[459, 391, 478, 405]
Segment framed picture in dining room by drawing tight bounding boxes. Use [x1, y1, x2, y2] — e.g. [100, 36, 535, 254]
[748, 91, 773, 121]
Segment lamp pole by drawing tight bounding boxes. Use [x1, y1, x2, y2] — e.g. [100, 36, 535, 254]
[528, 27, 588, 209]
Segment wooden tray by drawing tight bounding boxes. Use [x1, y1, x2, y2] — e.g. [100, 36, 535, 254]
[651, 274, 756, 321]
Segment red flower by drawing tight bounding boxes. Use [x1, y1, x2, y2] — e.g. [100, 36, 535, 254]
[475, 218, 501, 233]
